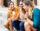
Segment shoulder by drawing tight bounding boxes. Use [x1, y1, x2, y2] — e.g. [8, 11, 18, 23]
[15, 6, 19, 9]
[33, 8, 40, 15]
[33, 8, 40, 12]
[8, 8, 12, 12]
[15, 7, 19, 12]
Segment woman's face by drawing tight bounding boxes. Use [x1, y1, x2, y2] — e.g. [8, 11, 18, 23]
[23, 4, 30, 11]
[10, 2, 14, 9]
[19, 2, 23, 8]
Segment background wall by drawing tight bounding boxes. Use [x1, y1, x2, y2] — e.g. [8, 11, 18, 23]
[11, 0, 17, 6]
[37, 0, 40, 6]
[0, 0, 4, 7]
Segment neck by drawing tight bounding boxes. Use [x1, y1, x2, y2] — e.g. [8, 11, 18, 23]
[25, 9, 28, 12]
[11, 7, 15, 11]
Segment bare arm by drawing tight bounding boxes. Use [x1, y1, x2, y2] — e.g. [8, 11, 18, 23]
[7, 11, 11, 19]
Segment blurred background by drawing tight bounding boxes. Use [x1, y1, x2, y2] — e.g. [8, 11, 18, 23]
[0, 0, 40, 31]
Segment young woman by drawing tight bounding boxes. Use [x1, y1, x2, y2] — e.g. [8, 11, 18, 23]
[19, 1, 25, 31]
[19, 1, 31, 31]
[4, 1, 19, 31]
[23, 1, 36, 31]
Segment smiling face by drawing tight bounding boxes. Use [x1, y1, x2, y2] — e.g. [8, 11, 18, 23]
[9, 2, 14, 9]
[23, 4, 30, 12]
[23, 1, 31, 12]
[19, 1, 23, 8]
